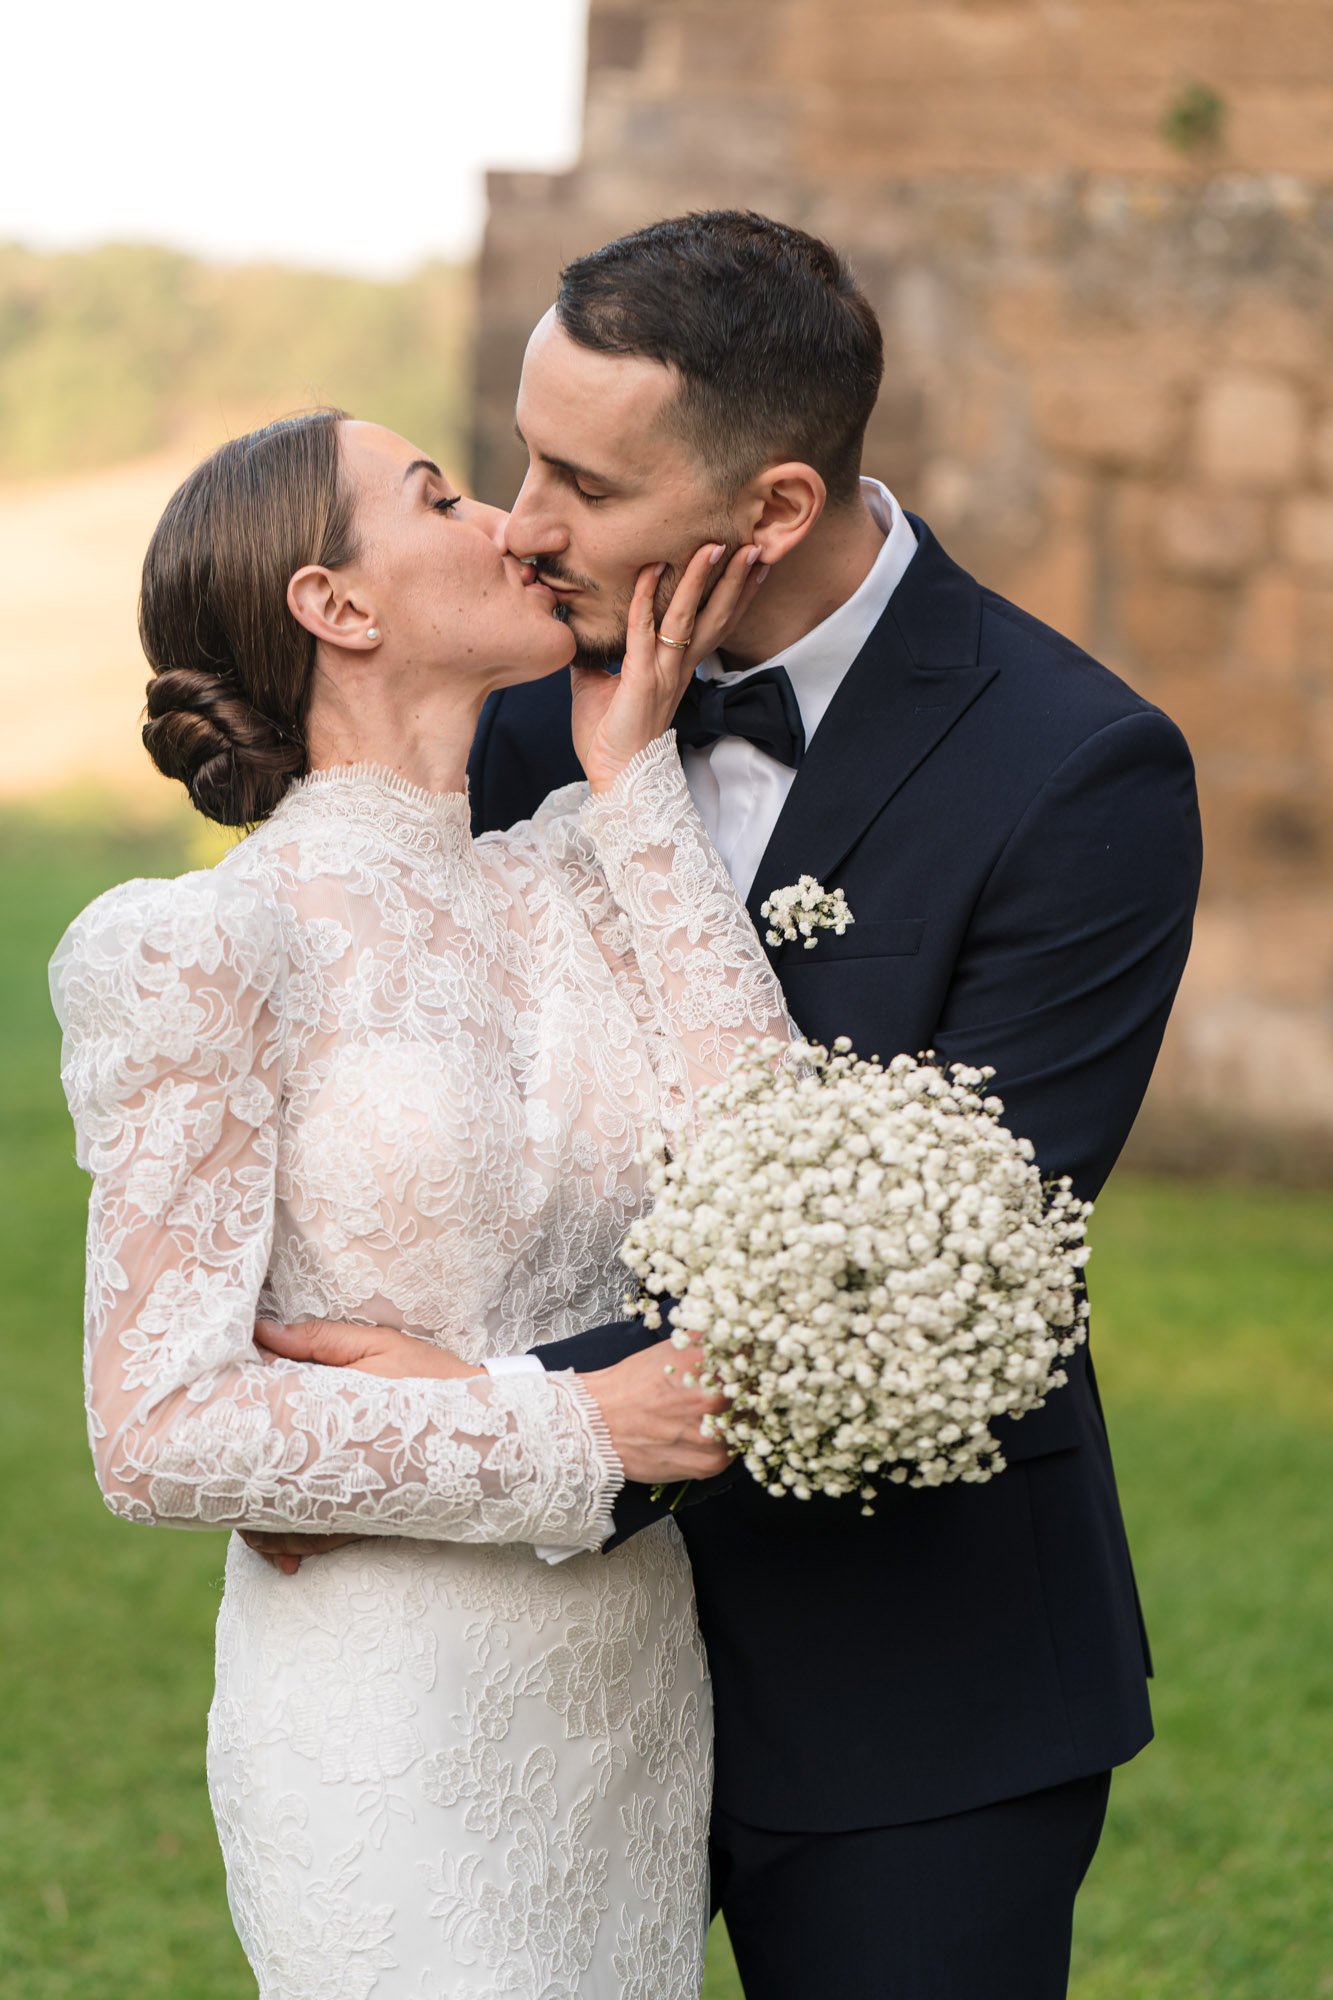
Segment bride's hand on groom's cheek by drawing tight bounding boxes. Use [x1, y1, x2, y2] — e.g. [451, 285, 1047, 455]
[573, 540, 769, 794]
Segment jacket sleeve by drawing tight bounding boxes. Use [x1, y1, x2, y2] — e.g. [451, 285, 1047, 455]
[933, 709, 1202, 1201]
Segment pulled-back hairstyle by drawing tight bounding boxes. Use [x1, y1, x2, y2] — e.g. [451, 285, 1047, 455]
[140, 409, 359, 825]
[557, 211, 884, 503]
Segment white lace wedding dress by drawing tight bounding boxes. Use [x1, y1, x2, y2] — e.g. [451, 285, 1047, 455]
[52, 735, 792, 2000]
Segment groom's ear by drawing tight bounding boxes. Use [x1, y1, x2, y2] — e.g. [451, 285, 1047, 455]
[741, 463, 827, 566]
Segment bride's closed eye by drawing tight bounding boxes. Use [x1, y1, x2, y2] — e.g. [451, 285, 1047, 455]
[431, 494, 462, 516]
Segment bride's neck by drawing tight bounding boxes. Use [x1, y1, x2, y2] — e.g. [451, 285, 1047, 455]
[304, 661, 484, 798]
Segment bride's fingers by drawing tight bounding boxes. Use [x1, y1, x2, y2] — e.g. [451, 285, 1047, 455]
[616, 562, 666, 679]
[652, 542, 726, 657]
[685, 544, 767, 663]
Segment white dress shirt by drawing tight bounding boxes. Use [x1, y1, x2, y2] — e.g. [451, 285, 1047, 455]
[682, 478, 918, 898]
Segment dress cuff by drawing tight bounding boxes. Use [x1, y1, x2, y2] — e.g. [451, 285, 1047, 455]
[484, 1355, 621, 1562]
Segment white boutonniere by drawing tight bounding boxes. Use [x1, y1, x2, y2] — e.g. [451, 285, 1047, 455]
[760, 875, 855, 950]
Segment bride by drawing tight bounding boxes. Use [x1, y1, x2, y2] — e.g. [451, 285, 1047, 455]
[51, 410, 792, 1999]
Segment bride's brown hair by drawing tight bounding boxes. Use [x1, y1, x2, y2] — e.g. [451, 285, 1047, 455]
[140, 409, 359, 826]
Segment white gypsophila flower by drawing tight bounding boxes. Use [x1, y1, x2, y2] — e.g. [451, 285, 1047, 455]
[759, 876, 854, 950]
[621, 1039, 1091, 1511]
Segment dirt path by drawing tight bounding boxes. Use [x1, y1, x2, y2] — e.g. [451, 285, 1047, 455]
[0, 453, 200, 808]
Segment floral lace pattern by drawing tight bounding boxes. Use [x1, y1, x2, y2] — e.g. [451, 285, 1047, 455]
[53, 735, 790, 1997]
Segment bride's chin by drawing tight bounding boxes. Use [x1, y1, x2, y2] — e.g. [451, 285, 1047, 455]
[508, 637, 578, 684]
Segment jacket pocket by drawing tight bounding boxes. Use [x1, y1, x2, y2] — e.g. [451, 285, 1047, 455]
[772, 918, 926, 966]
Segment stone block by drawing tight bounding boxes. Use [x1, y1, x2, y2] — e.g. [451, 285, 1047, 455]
[1201, 775, 1332, 893]
[1310, 695, 1333, 773]
[938, 360, 1009, 461]
[1044, 466, 1094, 534]
[1032, 366, 1183, 473]
[1279, 495, 1333, 578]
[1247, 896, 1333, 1006]
[986, 281, 1066, 362]
[1312, 410, 1333, 489]
[1159, 489, 1268, 582]
[1153, 674, 1308, 764]
[587, 10, 648, 71]
[1229, 87, 1333, 176]
[1195, 370, 1306, 490]
[1177, 904, 1250, 1004]
[1108, 479, 1159, 572]
[1000, 530, 1094, 650]
[1118, 575, 1231, 675]
[1234, 569, 1303, 680]
[1170, 991, 1333, 1130]
[1297, 586, 1333, 678]
[918, 458, 978, 536]
[1219, 294, 1328, 385]
[1208, 772, 1328, 884]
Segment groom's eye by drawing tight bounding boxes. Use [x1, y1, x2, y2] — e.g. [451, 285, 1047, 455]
[574, 483, 608, 505]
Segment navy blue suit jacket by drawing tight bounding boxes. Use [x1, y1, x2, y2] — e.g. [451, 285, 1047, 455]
[468, 517, 1202, 1832]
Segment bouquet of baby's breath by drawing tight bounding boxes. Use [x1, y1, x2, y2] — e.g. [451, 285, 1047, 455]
[622, 1039, 1091, 1511]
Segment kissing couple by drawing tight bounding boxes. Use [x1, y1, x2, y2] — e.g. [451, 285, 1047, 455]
[53, 211, 1201, 1999]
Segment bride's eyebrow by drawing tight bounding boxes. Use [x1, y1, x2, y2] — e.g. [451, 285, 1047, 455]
[401, 458, 443, 486]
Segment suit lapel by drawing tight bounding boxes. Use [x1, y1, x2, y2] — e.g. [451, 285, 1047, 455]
[746, 517, 997, 934]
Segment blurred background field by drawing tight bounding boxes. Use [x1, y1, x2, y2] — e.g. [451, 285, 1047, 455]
[0, 246, 469, 806]
[2, 817, 1330, 1996]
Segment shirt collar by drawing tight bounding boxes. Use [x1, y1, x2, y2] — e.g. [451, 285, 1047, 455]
[696, 478, 918, 747]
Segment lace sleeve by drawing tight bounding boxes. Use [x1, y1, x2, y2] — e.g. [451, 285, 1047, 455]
[577, 732, 794, 1128]
[50, 873, 621, 1548]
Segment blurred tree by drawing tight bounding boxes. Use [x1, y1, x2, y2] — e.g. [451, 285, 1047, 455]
[0, 244, 472, 479]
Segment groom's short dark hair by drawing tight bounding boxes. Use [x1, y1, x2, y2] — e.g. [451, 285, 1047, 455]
[556, 211, 884, 504]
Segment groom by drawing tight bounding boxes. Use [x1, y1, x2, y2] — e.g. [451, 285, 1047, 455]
[467, 212, 1202, 1999]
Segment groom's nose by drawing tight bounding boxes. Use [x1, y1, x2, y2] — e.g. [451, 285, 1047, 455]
[504, 471, 568, 562]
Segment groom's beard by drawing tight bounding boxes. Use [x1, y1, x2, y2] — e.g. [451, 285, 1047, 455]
[537, 538, 736, 672]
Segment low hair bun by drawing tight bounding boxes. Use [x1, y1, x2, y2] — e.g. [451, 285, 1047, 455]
[137, 409, 357, 827]
[142, 666, 303, 827]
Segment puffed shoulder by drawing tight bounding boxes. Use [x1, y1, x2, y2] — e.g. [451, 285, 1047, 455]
[49, 867, 284, 1116]
[51, 867, 282, 1019]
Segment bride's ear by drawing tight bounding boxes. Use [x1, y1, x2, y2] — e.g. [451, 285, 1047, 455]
[288, 566, 381, 649]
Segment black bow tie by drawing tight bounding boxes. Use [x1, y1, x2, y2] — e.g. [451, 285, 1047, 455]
[673, 665, 806, 769]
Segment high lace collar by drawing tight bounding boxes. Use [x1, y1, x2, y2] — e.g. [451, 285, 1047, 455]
[295, 761, 470, 814]
[274, 762, 475, 855]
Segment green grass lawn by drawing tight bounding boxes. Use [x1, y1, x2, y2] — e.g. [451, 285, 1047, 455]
[2, 821, 1330, 1998]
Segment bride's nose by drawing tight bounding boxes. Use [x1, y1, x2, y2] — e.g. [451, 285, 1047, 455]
[466, 500, 510, 547]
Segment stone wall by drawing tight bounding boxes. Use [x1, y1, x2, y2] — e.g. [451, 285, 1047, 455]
[474, 0, 1333, 1175]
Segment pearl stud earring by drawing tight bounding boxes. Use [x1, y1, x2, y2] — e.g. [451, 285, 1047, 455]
[366, 627, 380, 641]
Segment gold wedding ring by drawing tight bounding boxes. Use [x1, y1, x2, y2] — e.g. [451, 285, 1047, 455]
[654, 630, 691, 651]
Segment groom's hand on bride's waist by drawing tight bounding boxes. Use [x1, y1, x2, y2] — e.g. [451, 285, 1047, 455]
[577, 1341, 732, 1485]
[239, 1317, 728, 1569]
[242, 1317, 486, 1572]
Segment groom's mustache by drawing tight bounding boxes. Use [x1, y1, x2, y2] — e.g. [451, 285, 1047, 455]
[527, 557, 601, 596]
